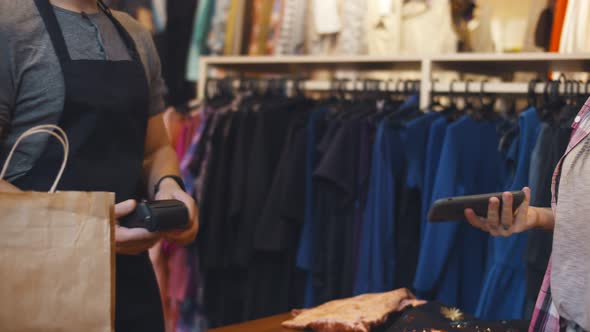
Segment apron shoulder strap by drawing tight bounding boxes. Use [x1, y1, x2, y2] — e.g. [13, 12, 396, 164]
[97, 0, 142, 62]
[34, 0, 71, 64]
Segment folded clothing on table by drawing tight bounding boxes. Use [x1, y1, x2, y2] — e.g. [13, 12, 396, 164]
[283, 295, 530, 332]
[282, 289, 424, 332]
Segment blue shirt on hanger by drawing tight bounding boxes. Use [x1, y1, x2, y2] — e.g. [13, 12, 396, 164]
[355, 97, 439, 294]
[296, 108, 328, 307]
[354, 96, 420, 294]
[414, 115, 505, 315]
[354, 121, 400, 295]
[420, 116, 449, 244]
[475, 107, 541, 320]
[403, 112, 441, 194]
[395, 111, 441, 288]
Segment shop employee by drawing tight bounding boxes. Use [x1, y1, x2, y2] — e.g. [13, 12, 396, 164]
[0, 0, 198, 331]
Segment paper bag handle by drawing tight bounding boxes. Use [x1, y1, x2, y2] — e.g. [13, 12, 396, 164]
[0, 125, 69, 193]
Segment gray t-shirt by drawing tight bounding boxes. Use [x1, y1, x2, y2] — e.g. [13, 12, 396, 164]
[0, 1, 166, 181]
[552, 135, 590, 330]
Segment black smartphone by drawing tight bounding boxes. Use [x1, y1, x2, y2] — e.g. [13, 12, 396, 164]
[427, 191, 525, 222]
[119, 200, 189, 232]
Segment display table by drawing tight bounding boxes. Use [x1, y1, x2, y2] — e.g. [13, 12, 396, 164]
[209, 313, 297, 332]
[207, 308, 531, 332]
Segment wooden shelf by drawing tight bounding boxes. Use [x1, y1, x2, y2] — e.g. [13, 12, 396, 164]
[429, 53, 590, 74]
[199, 55, 422, 79]
[202, 53, 590, 65]
[430, 52, 590, 61]
[202, 55, 423, 65]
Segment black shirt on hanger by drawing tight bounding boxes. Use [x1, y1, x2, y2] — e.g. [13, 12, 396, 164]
[312, 117, 363, 304]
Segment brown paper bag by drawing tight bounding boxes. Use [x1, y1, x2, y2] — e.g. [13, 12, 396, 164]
[0, 125, 115, 332]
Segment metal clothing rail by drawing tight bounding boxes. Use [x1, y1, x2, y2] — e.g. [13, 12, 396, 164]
[205, 78, 586, 101]
[198, 53, 590, 108]
[430, 81, 583, 95]
[207, 79, 419, 94]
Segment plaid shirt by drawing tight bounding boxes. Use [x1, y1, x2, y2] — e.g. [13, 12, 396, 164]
[529, 97, 590, 332]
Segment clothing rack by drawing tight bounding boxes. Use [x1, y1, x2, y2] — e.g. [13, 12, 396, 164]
[198, 53, 590, 109]
[205, 78, 587, 97]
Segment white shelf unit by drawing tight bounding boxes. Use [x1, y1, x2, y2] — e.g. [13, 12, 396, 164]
[198, 53, 590, 109]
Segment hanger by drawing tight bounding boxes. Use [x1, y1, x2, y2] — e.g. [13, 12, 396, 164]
[291, 77, 306, 99]
[407, 79, 424, 119]
[440, 79, 463, 121]
[325, 78, 347, 119]
[203, 78, 216, 102]
[555, 73, 568, 108]
[349, 79, 377, 118]
[334, 80, 362, 120]
[412, 80, 421, 95]
[428, 79, 444, 112]
[478, 80, 498, 120]
[492, 80, 519, 151]
[204, 78, 223, 104]
[563, 79, 573, 107]
[464, 79, 488, 120]
[544, 79, 565, 124]
[565, 79, 583, 110]
[582, 79, 590, 108]
[382, 79, 421, 125]
[405, 79, 420, 99]
[527, 78, 542, 109]
[388, 79, 402, 103]
[463, 79, 474, 111]
[573, 80, 584, 109]
[553, 78, 579, 125]
[362, 79, 379, 102]
[564, 79, 581, 118]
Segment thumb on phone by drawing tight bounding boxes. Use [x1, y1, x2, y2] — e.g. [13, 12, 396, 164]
[115, 199, 137, 220]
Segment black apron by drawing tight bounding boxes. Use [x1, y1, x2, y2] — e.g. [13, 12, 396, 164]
[13, 1, 164, 330]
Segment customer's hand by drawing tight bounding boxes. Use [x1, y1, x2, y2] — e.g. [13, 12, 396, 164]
[155, 178, 199, 246]
[115, 199, 161, 255]
[464, 187, 538, 237]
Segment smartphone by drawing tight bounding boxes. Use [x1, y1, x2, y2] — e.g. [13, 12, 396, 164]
[427, 191, 525, 222]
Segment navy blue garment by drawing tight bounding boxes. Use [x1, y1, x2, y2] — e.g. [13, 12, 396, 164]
[523, 118, 572, 316]
[296, 108, 329, 307]
[419, 116, 448, 244]
[352, 120, 373, 289]
[395, 112, 440, 289]
[414, 115, 505, 315]
[475, 107, 541, 320]
[354, 120, 402, 294]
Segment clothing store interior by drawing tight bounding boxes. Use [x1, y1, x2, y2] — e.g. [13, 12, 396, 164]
[1, 0, 590, 331]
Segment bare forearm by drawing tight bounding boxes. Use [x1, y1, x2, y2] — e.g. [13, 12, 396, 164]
[0, 179, 21, 192]
[530, 207, 555, 231]
[143, 145, 180, 199]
